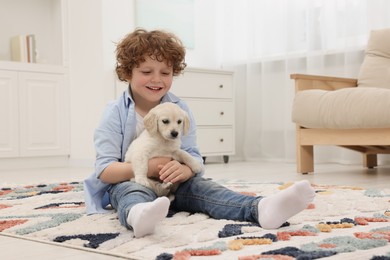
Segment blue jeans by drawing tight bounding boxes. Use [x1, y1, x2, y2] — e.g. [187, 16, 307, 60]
[109, 176, 263, 229]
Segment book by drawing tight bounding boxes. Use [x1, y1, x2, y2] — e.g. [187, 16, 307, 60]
[10, 34, 37, 63]
[10, 35, 27, 62]
[26, 34, 37, 63]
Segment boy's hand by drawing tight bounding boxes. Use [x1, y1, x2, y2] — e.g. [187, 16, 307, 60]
[147, 157, 172, 180]
[158, 160, 194, 184]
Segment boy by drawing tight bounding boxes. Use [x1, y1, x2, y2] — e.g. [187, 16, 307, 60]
[84, 28, 315, 238]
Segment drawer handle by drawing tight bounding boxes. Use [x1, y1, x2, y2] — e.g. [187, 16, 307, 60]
[219, 84, 223, 88]
[220, 111, 224, 116]
[220, 138, 224, 142]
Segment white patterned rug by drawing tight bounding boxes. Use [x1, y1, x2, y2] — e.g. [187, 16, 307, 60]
[1, 179, 390, 260]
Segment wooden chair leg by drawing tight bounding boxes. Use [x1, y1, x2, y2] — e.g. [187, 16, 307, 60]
[363, 154, 377, 169]
[297, 145, 314, 174]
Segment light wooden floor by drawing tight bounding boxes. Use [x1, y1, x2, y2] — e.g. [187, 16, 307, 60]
[1, 160, 389, 259]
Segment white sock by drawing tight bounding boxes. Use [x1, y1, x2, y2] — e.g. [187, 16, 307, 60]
[127, 197, 170, 238]
[258, 180, 315, 229]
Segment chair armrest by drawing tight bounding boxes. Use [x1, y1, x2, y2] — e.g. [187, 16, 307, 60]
[290, 73, 358, 92]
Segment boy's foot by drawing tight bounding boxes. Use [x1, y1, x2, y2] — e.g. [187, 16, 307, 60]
[127, 197, 170, 238]
[257, 180, 315, 229]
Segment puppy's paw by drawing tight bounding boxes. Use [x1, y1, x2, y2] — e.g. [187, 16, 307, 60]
[188, 160, 203, 174]
[153, 183, 171, 197]
[135, 176, 151, 188]
[161, 182, 173, 189]
[168, 194, 176, 201]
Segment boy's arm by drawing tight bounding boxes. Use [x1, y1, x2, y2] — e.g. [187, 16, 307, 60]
[99, 162, 133, 184]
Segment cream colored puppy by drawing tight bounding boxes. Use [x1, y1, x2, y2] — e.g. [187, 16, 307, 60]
[125, 103, 203, 197]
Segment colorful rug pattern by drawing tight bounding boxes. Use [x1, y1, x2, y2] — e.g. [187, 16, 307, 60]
[1, 180, 390, 260]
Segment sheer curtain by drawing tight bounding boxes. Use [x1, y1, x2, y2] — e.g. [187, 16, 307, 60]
[215, 0, 390, 164]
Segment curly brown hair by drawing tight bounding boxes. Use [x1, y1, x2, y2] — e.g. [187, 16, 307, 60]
[115, 28, 187, 82]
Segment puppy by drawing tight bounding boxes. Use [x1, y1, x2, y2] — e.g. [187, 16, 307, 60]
[125, 102, 203, 197]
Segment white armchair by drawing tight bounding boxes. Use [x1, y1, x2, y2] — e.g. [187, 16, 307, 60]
[290, 28, 390, 174]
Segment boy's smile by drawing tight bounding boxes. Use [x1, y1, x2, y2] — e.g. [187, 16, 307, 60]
[146, 86, 163, 91]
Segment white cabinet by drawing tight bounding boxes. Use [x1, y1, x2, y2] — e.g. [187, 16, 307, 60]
[0, 65, 69, 158]
[0, 0, 69, 168]
[172, 68, 235, 163]
[0, 70, 18, 157]
[19, 70, 69, 157]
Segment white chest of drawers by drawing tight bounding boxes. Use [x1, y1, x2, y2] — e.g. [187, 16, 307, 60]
[171, 67, 235, 163]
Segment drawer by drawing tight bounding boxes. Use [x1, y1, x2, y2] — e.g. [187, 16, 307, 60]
[172, 70, 233, 99]
[185, 99, 234, 126]
[197, 127, 235, 155]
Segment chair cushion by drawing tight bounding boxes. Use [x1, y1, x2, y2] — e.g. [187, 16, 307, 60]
[358, 28, 390, 89]
[292, 87, 390, 129]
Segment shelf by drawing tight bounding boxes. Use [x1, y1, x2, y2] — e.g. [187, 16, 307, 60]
[0, 0, 65, 66]
[0, 61, 67, 74]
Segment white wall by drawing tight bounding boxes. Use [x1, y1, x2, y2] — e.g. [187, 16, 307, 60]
[185, 1, 219, 69]
[67, 0, 219, 166]
[67, 2, 99, 165]
[67, 0, 111, 166]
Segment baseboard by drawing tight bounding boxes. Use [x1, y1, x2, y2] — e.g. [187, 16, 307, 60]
[0, 156, 70, 170]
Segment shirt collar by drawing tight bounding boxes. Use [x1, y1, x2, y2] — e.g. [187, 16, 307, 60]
[124, 85, 133, 108]
[162, 92, 180, 103]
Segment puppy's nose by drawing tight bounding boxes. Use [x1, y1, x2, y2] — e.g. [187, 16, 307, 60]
[171, 130, 178, 138]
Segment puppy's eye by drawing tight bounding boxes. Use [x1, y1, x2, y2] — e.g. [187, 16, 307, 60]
[162, 119, 170, 124]
[177, 120, 182, 124]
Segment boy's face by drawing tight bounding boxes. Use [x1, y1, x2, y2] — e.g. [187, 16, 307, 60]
[130, 56, 174, 107]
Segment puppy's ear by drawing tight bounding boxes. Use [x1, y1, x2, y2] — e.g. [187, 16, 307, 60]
[182, 112, 190, 135]
[144, 111, 158, 134]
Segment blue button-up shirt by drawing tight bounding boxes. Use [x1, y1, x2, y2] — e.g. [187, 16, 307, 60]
[84, 88, 204, 214]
